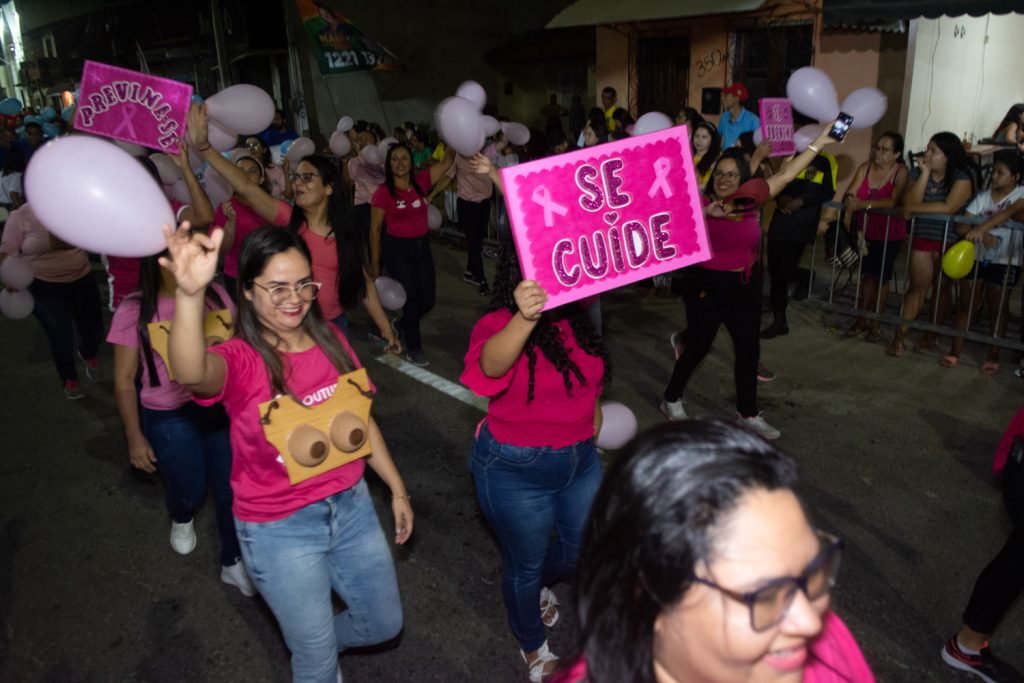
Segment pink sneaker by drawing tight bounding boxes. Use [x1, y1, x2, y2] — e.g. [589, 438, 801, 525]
[77, 350, 99, 381]
[63, 379, 84, 400]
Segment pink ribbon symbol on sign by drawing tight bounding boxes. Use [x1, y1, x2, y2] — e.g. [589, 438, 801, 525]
[531, 185, 569, 227]
[647, 157, 674, 199]
[110, 103, 139, 141]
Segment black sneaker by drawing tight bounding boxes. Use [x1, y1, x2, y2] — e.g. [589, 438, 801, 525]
[463, 272, 483, 286]
[479, 282, 490, 296]
[941, 637, 1023, 683]
[760, 321, 789, 339]
[756, 363, 776, 382]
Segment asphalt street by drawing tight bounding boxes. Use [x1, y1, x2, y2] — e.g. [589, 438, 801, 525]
[1, 236, 1022, 682]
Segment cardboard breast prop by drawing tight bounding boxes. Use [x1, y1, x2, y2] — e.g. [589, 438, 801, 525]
[499, 126, 711, 309]
[257, 369, 375, 485]
[147, 310, 233, 381]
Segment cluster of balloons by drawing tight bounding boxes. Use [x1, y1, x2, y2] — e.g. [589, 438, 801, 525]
[328, 116, 354, 158]
[595, 401, 638, 450]
[0, 255, 35, 319]
[782, 67, 887, 151]
[434, 80, 530, 157]
[374, 276, 407, 311]
[942, 240, 976, 280]
[200, 84, 276, 153]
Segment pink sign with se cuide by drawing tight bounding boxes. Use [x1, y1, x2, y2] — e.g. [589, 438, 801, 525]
[499, 126, 711, 310]
[75, 60, 193, 154]
[758, 98, 796, 157]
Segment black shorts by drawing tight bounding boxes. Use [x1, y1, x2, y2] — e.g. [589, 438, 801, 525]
[862, 238, 902, 281]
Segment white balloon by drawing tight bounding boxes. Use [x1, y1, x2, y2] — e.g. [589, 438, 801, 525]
[480, 115, 501, 137]
[329, 131, 351, 157]
[455, 80, 487, 110]
[840, 88, 888, 130]
[793, 124, 824, 152]
[378, 136, 399, 161]
[204, 84, 275, 135]
[500, 122, 530, 147]
[630, 111, 674, 136]
[208, 118, 239, 152]
[285, 137, 315, 163]
[436, 97, 485, 156]
[595, 401, 638, 450]
[336, 115, 354, 133]
[428, 205, 442, 230]
[360, 144, 382, 167]
[0, 256, 35, 289]
[0, 288, 33, 319]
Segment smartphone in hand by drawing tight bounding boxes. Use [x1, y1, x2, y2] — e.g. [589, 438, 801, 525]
[828, 113, 854, 142]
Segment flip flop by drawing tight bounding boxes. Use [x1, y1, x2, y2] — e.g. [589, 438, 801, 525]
[981, 361, 1000, 375]
[886, 341, 905, 358]
[939, 355, 960, 368]
[865, 327, 883, 343]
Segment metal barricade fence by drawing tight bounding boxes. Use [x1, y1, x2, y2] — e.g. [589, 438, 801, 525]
[804, 201, 1024, 352]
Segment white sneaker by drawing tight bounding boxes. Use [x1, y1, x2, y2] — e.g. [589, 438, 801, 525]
[660, 399, 688, 421]
[169, 520, 196, 555]
[221, 560, 257, 597]
[740, 412, 782, 440]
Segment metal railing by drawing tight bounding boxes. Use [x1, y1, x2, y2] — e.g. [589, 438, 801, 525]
[804, 201, 1024, 352]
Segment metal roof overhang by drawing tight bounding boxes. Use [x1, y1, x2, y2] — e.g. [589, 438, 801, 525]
[546, 0, 767, 28]
[823, 0, 1022, 27]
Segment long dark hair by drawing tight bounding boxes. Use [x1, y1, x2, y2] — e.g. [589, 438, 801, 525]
[703, 148, 751, 199]
[135, 250, 227, 388]
[993, 104, 1024, 138]
[488, 243, 609, 401]
[566, 420, 799, 683]
[691, 120, 721, 179]
[383, 142, 426, 199]
[287, 154, 366, 310]
[586, 108, 608, 144]
[236, 226, 355, 398]
[929, 131, 978, 196]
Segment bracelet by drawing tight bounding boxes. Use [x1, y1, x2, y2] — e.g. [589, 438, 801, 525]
[392, 494, 411, 501]
[807, 144, 820, 154]
[197, 143, 211, 152]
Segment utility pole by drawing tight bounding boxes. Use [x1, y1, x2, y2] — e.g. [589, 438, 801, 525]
[210, 0, 232, 90]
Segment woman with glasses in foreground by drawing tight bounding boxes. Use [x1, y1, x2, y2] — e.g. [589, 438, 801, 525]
[555, 419, 873, 683]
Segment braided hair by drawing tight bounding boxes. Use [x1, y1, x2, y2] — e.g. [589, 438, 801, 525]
[488, 242, 610, 402]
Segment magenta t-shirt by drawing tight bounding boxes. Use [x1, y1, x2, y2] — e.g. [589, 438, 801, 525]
[106, 283, 235, 411]
[195, 326, 369, 522]
[700, 195, 762, 272]
[371, 169, 433, 238]
[215, 198, 292, 278]
[461, 308, 605, 448]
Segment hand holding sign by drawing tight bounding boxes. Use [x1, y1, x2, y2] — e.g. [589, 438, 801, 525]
[514, 280, 548, 321]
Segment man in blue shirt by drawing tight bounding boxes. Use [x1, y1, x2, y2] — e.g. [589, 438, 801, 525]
[717, 82, 760, 149]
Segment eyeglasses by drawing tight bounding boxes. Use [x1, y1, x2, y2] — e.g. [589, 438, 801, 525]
[713, 171, 740, 180]
[251, 280, 322, 306]
[245, 141, 264, 151]
[288, 172, 321, 185]
[874, 145, 894, 153]
[690, 530, 843, 632]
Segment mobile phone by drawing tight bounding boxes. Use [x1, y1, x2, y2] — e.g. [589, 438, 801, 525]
[828, 112, 854, 142]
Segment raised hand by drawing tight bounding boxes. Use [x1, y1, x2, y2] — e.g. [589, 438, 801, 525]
[186, 103, 210, 149]
[514, 280, 548, 321]
[221, 200, 236, 221]
[157, 222, 224, 296]
[170, 136, 191, 171]
[468, 152, 493, 176]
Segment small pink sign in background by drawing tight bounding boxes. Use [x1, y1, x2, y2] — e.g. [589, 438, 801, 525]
[500, 127, 711, 310]
[758, 98, 796, 157]
[75, 60, 193, 153]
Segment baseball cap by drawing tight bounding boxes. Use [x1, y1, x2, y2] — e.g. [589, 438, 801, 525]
[722, 83, 749, 102]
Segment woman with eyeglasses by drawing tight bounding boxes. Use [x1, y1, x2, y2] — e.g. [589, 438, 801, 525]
[368, 141, 455, 367]
[188, 105, 401, 354]
[244, 136, 293, 201]
[841, 132, 908, 342]
[553, 419, 874, 683]
[162, 224, 413, 683]
[661, 125, 838, 440]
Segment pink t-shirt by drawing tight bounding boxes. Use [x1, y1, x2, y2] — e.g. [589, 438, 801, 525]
[461, 308, 605, 448]
[0, 204, 91, 283]
[349, 156, 385, 206]
[299, 224, 344, 320]
[447, 146, 497, 203]
[195, 327, 369, 522]
[992, 406, 1024, 474]
[700, 196, 762, 272]
[106, 200, 189, 307]
[106, 283, 235, 411]
[215, 198, 292, 278]
[371, 169, 433, 239]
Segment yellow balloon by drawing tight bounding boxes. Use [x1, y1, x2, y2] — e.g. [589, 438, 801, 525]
[942, 240, 975, 280]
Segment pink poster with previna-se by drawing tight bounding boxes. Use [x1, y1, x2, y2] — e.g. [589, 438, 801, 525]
[75, 61, 193, 153]
[500, 126, 711, 309]
[758, 98, 796, 157]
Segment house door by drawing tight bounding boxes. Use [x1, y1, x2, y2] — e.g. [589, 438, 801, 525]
[636, 34, 690, 118]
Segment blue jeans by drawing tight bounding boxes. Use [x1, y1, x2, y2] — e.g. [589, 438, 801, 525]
[235, 478, 402, 683]
[29, 274, 105, 382]
[330, 311, 349, 335]
[141, 402, 239, 566]
[470, 423, 603, 652]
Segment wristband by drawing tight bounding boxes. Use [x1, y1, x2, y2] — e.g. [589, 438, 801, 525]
[392, 494, 411, 501]
[197, 143, 211, 152]
[806, 144, 820, 154]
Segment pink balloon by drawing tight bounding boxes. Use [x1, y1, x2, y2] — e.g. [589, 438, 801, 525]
[0, 255, 34, 289]
[455, 80, 487, 110]
[631, 111, 673, 136]
[202, 168, 233, 207]
[375, 276, 407, 311]
[329, 131, 351, 157]
[752, 128, 764, 145]
[336, 115, 354, 133]
[786, 67, 840, 124]
[285, 136, 315, 163]
[596, 401, 638, 450]
[204, 84, 275, 135]
[427, 205, 442, 230]
[840, 88, 888, 130]
[0, 288, 33, 319]
[360, 144, 382, 167]
[208, 118, 238, 152]
[480, 115, 500, 137]
[500, 122, 530, 146]
[170, 178, 191, 204]
[793, 124, 823, 152]
[435, 96, 485, 157]
[149, 153, 181, 185]
[25, 136, 175, 257]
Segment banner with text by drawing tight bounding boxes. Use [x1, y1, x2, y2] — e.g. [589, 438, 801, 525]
[758, 98, 796, 157]
[75, 61, 192, 153]
[294, 0, 400, 75]
[500, 127, 711, 310]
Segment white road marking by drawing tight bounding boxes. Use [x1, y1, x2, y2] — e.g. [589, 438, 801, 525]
[375, 354, 488, 412]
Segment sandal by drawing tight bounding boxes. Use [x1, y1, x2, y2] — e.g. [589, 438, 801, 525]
[981, 360, 1000, 375]
[865, 326, 883, 343]
[539, 587, 560, 628]
[845, 320, 866, 337]
[521, 641, 559, 683]
[886, 340, 905, 358]
[939, 355, 960, 368]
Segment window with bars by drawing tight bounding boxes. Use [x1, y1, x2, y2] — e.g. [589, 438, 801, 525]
[730, 22, 813, 114]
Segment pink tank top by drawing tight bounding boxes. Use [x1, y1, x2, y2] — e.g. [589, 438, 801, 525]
[854, 164, 907, 241]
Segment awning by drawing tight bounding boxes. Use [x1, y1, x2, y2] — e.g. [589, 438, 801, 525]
[824, 0, 1022, 27]
[546, 0, 766, 28]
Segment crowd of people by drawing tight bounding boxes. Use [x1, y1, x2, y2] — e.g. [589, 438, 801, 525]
[2, 85, 1024, 683]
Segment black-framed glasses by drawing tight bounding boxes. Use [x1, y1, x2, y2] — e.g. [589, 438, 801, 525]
[288, 172, 321, 185]
[252, 280, 321, 306]
[712, 171, 740, 180]
[690, 530, 843, 632]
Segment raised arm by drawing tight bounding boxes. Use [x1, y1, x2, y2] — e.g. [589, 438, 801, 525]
[765, 125, 836, 199]
[479, 280, 547, 377]
[469, 153, 504, 195]
[429, 145, 455, 186]
[170, 139, 214, 229]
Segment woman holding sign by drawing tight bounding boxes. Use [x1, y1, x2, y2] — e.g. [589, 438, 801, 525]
[162, 224, 412, 683]
[661, 125, 838, 440]
[462, 244, 609, 682]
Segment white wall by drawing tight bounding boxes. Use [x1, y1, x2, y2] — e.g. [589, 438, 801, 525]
[902, 13, 1024, 155]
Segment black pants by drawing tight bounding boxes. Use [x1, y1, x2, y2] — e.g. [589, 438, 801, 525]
[352, 203, 371, 256]
[457, 197, 491, 282]
[29, 274, 105, 383]
[664, 267, 761, 417]
[962, 460, 1024, 634]
[383, 234, 435, 353]
[766, 240, 808, 324]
